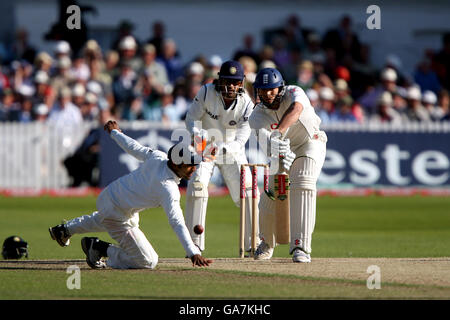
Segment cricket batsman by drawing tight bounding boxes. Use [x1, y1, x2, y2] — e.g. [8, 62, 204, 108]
[49, 120, 212, 269]
[184, 60, 258, 253]
[250, 68, 327, 263]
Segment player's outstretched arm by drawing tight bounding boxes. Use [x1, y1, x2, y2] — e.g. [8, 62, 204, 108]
[104, 120, 153, 161]
[190, 254, 213, 267]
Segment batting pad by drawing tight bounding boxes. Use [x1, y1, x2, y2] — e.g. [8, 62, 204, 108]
[289, 157, 318, 254]
[185, 180, 209, 251]
[244, 188, 260, 250]
[258, 188, 277, 248]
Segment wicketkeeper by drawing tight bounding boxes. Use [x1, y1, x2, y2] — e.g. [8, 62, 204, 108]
[250, 68, 327, 263]
[49, 120, 212, 269]
[184, 60, 259, 253]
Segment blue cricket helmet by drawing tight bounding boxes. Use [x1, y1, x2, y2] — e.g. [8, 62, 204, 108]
[253, 68, 285, 89]
[253, 68, 286, 109]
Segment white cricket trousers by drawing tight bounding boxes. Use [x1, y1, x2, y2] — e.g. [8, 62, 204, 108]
[258, 130, 327, 254]
[65, 190, 159, 269]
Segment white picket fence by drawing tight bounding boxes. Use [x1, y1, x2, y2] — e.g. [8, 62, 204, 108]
[0, 121, 94, 189]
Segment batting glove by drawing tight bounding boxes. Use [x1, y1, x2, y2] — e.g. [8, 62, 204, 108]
[281, 150, 296, 172]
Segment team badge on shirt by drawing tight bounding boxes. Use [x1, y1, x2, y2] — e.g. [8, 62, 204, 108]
[229, 120, 237, 126]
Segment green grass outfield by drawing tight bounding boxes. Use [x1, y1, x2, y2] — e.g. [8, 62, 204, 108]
[0, 195, 449, 301]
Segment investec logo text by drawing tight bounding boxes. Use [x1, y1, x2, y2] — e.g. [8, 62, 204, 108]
[320, 144, 449, 186]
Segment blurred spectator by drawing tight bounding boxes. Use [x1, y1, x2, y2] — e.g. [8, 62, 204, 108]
[53, 41, 71, 60]
[316, 87, 335, 124]
[51, 56, 74, 94]
[32, 70, 54, 107]
[370, 91, 402, 124]
[271, 35, 290, 69]
[139, 44, 169, 90]
[433, 33, 450, 90]
[414, 58, 441, 95]
[185, 80, 202, 105]
[47, 87, 83, 129]
[88, 58, 112, 95]
[69, 55, 90, 83]
[172, 78, 188, 119]
[334, 79, 351, 100]
[438, 92, 450, 121]
[422, 90, 443, 121]
[0, 89, 15, 121]
[238, 56, 257, 100]
[160, 84, 180, 124]
[330, 96, 357, 123]
[359, 67, 398, 114]
[303, 33, 326, 65]
[83, 40, 103, 63]
[157, 38, 183, 84]
[111, 20, 137, 52]
[294, 60, 315, 91]
[258, 45, 275, 66]
[204, 55, 222, 84]
[350, 44, 377, 99]
[112, 60, 138, 119]
[118, 35, 142, 72]
[185, 61, 205, 86]
[306, 88, 319, 108]
[63, 109, 111, 187]
[322, 15, 361, 63]
[87, 80, 111, 113]
[104, 50, 120, 80]
[384, 54, 409, 87]
[9, 84, 35, 122]
[281, 46, 302, 84]
[33, 103, 49, 122]
[34, 52, 53, 74]
[404, 86, 430, 122]
[133, 71, 161, 121]
[233, 34, 260, 66]
[11, 28, 36, 64]
[282, 14, 313, 51]
[72, 83, 86, 108]
[352, 103, 366, 123]
[80, 92, 99, 121]
[147, 21, 167, 58]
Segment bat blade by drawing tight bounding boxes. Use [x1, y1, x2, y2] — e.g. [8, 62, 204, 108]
[275, 173, 290, 244]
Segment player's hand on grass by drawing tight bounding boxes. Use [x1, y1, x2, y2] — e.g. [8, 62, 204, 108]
[104, 120, 121, 134]
[191, 254, 213, 267]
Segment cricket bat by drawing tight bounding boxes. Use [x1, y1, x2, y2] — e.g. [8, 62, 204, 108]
[274, 131, 290, 244]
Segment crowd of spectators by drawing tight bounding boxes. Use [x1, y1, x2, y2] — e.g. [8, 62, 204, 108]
[1, 14, 450, 129]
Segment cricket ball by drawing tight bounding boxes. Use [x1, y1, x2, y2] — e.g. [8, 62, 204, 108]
[193, 224, 204, 235]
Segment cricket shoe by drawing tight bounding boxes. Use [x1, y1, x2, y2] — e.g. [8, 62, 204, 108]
[292, 248, 311, 263]
[253, 241, 273, 260]
[49, 224, 71, 247]
[81, 237, 107, 269]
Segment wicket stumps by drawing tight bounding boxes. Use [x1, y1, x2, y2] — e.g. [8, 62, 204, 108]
[239, 163, 269, 258]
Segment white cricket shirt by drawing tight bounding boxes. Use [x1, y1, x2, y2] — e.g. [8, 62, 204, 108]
[249, 85, 323, 156]
[185, 83, 254, 148]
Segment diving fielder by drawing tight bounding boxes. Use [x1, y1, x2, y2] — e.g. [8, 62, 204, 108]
[49, 120, 212, 269]
[250, 68, 327, 263]
[184, 60, 258, 252]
